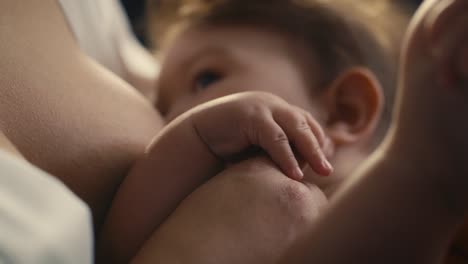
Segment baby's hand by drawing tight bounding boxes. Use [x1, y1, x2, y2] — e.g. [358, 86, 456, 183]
[191, 91, 333, 180]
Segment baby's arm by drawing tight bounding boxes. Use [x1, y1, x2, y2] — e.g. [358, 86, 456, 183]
[97, 91, 332, 263]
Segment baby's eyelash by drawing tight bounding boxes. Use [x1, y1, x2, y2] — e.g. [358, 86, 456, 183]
[193, 70, 223, 91]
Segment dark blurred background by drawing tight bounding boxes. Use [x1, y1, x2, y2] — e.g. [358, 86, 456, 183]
[120, 0, 148, 46]
[119, 0, 425, 47]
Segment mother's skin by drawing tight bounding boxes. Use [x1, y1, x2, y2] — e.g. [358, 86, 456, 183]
[3, 1, 466, 263]
[0, 0, 325, 260]
[0, 0, 162, 228]
[133, 156, 327, 264]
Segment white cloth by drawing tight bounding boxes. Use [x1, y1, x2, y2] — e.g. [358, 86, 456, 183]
[0, 151, 93, 264]
[58, 0, 159, 86]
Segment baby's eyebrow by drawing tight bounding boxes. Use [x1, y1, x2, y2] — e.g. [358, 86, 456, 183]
[182, 46, 234, 70]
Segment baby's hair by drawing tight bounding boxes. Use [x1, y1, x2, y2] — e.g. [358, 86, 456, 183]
[147, 0, 411, 144]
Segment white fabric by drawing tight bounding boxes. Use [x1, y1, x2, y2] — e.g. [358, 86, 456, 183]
[57, 0, 159, 85]
[0, 151, 93, 264]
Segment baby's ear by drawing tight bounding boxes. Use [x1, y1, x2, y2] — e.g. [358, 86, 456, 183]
[323, 67, 384, 146]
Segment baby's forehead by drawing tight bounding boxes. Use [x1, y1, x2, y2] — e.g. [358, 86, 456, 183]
[167, 25, 299, 53]
[161, 25, 318, 68]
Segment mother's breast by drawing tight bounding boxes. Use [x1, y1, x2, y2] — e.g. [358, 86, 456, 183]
[0, 0, 165, 230]
[0, 53, 164, 229]
[134, 156, 328, 264]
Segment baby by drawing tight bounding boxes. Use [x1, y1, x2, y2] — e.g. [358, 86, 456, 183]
[97, 0, 413, 262]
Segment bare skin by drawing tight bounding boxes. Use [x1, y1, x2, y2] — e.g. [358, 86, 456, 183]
[0, 2, 356, 263]
[0, 3, 340, 262]
[281, 0, 468, 262]
[155, 26, 384, 191]
[132, 156, 329, 264]
[99, 91, 333, 263]
[131, 0, 468, 263]
[98, 22, 387, 262]
[5, 0, 466, 263]
[0, 0, 164, 229]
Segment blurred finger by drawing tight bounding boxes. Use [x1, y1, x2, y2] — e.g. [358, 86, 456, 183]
[429, 13, 468, 89]
[426, 0, 468, 59]
[426, 0, 468, 45]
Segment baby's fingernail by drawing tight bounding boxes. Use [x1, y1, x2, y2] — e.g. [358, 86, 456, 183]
[321, 158, 333, 176]
[292, 166, 304, 180]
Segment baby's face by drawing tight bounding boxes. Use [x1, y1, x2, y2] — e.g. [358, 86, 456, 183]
[156, 25, 325, 122]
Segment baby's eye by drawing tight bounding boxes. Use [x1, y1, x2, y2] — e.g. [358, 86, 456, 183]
[194, 70, 222, 91]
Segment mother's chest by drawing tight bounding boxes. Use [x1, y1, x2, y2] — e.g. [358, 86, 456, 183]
[0, 79, 164, 226]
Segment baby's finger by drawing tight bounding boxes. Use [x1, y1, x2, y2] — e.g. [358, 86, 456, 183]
[303, 110, 334, 158]
[274, 109, 333, 176]
[301, 109, 326, 147]
[426, 0, 468, 59]
[254, 115, 304, 180]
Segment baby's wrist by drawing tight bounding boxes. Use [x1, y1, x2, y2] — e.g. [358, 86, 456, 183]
[188, 109, 227, 164]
